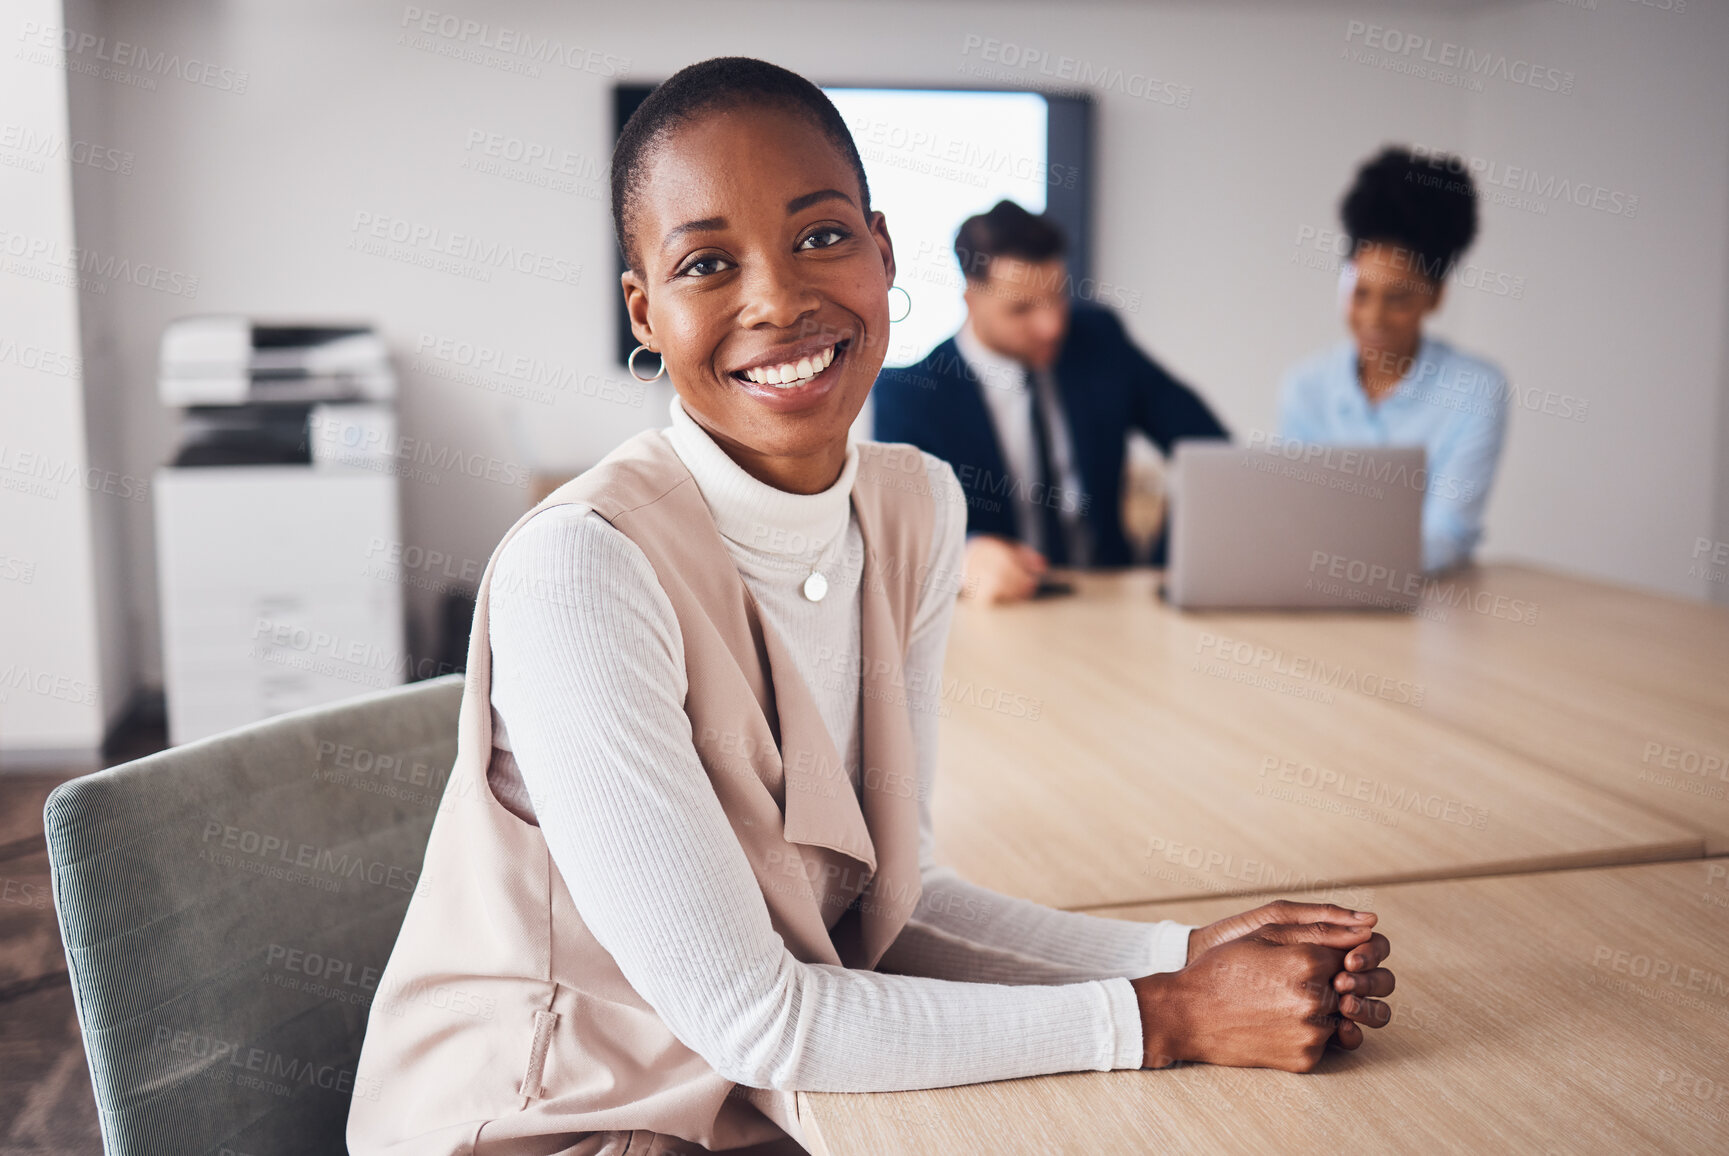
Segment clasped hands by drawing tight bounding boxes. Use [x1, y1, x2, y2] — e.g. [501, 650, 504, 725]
[1133, 900, 1394, 1073]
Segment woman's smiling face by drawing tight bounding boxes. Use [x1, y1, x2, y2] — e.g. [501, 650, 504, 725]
[620, 104, 895, 493]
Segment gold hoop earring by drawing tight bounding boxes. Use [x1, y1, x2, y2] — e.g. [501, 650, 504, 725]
[627, 344, 665, 383]
[887, 284, 912, 324]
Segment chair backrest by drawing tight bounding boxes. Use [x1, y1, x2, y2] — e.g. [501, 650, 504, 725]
[44, 673, 464, 1156]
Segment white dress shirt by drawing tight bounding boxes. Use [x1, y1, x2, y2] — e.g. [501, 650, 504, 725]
[953, 319, 1090, 564]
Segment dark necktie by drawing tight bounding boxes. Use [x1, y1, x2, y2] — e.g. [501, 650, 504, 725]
[1023, 368, 1069, 566]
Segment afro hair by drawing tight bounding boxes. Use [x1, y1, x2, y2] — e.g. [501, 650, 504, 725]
[1341, 146, 1479, 281]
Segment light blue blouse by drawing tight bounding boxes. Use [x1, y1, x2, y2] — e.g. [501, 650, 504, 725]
[1277, 335, 1510, 573]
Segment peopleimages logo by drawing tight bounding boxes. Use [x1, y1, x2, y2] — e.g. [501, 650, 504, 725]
[1409, 144, 1638, 219]
[1244, 431, 1480, 501]
[1290, 225, 1528, 302]
[0, 122, 134, 176]
[1638, 742, 1728, 801]
[397, 7, 631, 77]
[412, 333, 644, 409]
[958, 34, 1192, 108]
[200, 820, 426, 895]
[1306, 551, 1542, 626]
[1590, 946, 1729, 999]
[849, 117, 1080, 190]
[1691, 537, 1729, 586]
[1342, 21, 1576, 95]
[0, 227, 201, 298]
[151, 1025, 380, 1100]
[0, 663, 98, 706]
[1140, 837, 1375, 908]
[0, 334, 83, 378]
[1193, 632, 1425, 706]
[1257, 756, 1491, 830]
[17, 20, 251, 93]
[347, 211, 582, 288]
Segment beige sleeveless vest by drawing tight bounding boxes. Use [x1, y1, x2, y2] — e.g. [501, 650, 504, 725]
[348, 428, 936, 1154]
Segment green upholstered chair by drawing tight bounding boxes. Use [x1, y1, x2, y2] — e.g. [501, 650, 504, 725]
[43, 674, 464, 1155]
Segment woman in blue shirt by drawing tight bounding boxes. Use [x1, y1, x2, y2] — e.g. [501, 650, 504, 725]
[1279, 146, 1509, 574]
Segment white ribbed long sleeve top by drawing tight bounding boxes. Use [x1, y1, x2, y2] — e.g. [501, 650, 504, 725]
[484, 392, 1195, 1093]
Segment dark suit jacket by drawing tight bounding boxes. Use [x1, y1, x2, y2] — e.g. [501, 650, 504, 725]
[872, 304, 1229, 567]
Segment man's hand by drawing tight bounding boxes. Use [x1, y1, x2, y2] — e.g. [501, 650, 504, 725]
[1136, 920, 1381, 1072]
[962, 534, 1048, 604]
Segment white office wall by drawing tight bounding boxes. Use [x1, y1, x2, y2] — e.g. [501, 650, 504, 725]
[0, 0, 119, 762]
[68, 0, 137, 749]
[39, 0, 1729, 725]
[1717, 174, 1729, 605]
[1453, 0, 1729, 601]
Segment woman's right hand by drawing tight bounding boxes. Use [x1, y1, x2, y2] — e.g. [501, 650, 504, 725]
[1133, 920, 1388, 1072]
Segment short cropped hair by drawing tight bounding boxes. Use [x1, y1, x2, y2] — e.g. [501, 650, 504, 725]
[610, 56, 872, 275]
[1341, 146, 1479, 282]
[953, 200, 1066, 284]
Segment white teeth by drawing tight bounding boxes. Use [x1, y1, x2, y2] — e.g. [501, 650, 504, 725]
[741, 344, 838, 388]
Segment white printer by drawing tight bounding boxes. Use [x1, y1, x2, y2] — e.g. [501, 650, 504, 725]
[154, 317, 407, 745]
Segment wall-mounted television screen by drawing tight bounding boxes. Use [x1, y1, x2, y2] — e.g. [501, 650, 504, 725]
[612, 84, 1093, 370]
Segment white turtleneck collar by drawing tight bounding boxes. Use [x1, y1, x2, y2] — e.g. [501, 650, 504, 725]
[663, 392, 859, 558]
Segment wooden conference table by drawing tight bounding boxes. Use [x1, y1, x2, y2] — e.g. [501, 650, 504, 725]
[800, 860, 1729, 1155]
[796, 562, 1728, 1154]
[907, 563, 1710, 911]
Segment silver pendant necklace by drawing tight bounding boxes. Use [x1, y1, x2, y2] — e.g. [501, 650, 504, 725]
[800, 522, 848, 603]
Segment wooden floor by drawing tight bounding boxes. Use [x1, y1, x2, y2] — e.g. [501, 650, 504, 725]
[0, 712, 167, 1155]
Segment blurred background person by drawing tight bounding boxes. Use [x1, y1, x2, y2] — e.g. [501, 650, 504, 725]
[874, 200, 1229, 604]
[1278, 146, 1509, 575]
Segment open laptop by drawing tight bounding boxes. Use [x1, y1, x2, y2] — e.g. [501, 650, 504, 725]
[1163, 441, 1425, 611]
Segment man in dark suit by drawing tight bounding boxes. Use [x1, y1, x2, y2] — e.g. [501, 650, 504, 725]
[874, 200, 1229, 603]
